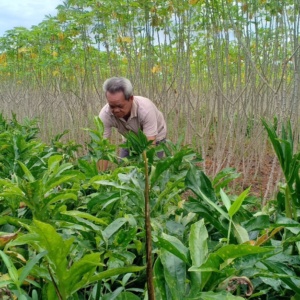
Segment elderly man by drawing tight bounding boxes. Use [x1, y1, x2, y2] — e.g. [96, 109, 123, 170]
[98, 77, 167, 170]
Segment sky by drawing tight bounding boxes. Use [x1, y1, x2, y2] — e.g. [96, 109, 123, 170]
[0, 0, 63, 36]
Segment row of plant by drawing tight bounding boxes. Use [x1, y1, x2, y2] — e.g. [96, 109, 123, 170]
[0, 113, 300, 299]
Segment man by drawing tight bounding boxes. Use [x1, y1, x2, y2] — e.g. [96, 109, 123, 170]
[98, 77, 167, 170]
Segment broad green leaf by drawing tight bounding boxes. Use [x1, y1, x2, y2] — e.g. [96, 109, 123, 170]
[150, 148, 192, 185]
[19, 250, 48, 284]
[153, 257, 168, 300]
[262, 260, 300, 294]
[93, 116, 104, 138]
[228, 188, 250, 218]
[0, 180, 25, 197]
[216, 244, 272, 261]
[190, 245, 273, 274]
[77, 158, 98, 178]
[185, 166, 229, 220]
[18, 160, 35, 182]
[89, 266, 145, 283]
[102, 218, 127, 240]
[242, 215, 270, 232]
[26, 220, 73, 285]
[212, 168, 240, 193]
[232, 221, 249, 244]
[115, 292, 141, 300]
[284, 234, 300, 244]
[65, 253, 103, 295]
[160, 248, 186, 300]
[45, 192, 77, 206]
[189, 253, 223, 273]
[0, 250, 18, 283]
[53, 163, 74, 177]
[275, 215, 300, 234]
[232, 251, 276, 271]
[261, 119, 284, 167]
[157, 232, 190, 265]
[184, 198, 229, 238]
[31, 289, 39, 300]
[47, 155, 63, 174]
[87, 192, 120, 211]
[8, 233, 41, 247]
[153, 173, 186, 211]
[189, 219, 208, 267]
[95, 180, 144, 204]
[61, 210, 107, 225]
[220, 188, 231, 211]
[186, 290, 245, 299]
[45, 174, 79, 191]
[101, 287, 124, 300]
[189, 219, 209, 292]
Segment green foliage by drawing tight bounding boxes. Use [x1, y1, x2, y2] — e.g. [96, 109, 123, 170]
[262, 118, 300, 220]
[1, 114, 300, 299]
[0, 155, 83, 222]
[0, 0, 297, 93]
[0, 249, 47, 299]
[83, 116, 117, 168]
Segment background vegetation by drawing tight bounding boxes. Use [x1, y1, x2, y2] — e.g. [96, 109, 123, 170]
[1, 0, 300, 198]
[1, 114, 300, 299]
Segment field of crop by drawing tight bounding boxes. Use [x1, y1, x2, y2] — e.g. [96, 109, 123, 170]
[0, 114, 300, 299]
[1, 0, 300, 202]
[1, 1, 300, 298]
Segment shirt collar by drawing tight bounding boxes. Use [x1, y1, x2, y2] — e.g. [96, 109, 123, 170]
[130, 97, 138, 119]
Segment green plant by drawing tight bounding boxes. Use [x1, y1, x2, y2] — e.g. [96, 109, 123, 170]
[83, 116, 117, 167]
[0, 249, 47, 299]
[262, 118, 300, 220]
[0, 114, 46, 180]
[2, 114, 300, 299]
[6, 220, 145, 300]
[0, 155, 83, 222]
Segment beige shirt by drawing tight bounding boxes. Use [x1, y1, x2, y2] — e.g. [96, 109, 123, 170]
[99, 96, 167, 141]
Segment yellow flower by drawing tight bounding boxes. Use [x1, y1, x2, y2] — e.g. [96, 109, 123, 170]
[151, 64, 161, 73]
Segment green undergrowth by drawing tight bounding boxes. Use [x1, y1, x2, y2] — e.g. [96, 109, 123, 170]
[0, 113, 300, 300]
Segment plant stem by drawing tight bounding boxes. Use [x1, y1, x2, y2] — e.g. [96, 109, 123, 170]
[227, 219, 232, 245]
[142, 150, 155, 300]
[285, 185, 293, 219]
[47, 264, 63, 300]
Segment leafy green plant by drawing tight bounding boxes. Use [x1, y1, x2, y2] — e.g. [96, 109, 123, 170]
[2, 113, 300, 299]
[0, 155, 83, 222]
[0, 114, 46, 180]
[220, 187, 250, 244]
[0, 249, 47, 299]
[262, 118, 300, 220]
[185, 165, 246, 243]
[83, 116, 117, 168]
[49, 130, 82, 163]
[7, 220, 145, 300]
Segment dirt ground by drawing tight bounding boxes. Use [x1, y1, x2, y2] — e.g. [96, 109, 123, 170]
[202, 151, 283, 202]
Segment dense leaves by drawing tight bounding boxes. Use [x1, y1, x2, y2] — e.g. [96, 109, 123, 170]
[0, 115, 300, 299]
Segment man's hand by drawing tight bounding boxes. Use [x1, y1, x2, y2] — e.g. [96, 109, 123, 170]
[97, 160, 109, 172]
[147, 136, 156, 145]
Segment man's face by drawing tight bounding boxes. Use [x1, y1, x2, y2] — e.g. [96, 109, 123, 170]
[106, 91, 133, 119]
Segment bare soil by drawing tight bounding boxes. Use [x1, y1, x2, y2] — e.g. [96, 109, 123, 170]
[202, 151, 283, 201]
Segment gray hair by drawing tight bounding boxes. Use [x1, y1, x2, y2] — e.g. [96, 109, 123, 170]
[103, 77, 133, 100]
